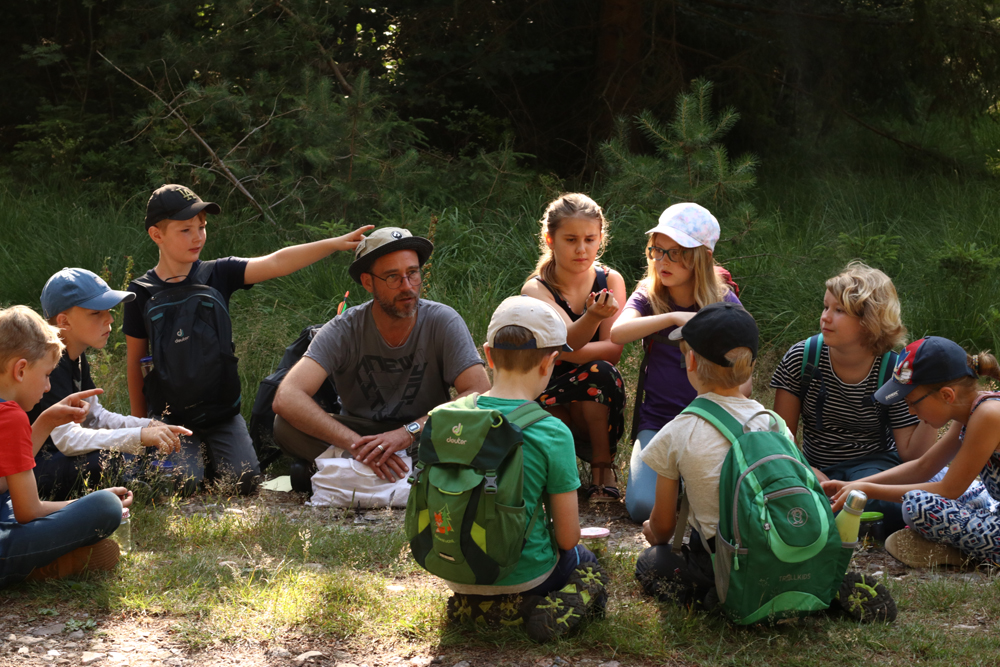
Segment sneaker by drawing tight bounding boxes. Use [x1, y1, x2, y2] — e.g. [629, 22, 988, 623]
[835, 572, 897, 623]
[525, 561, 608, 643]
[885, 528, 968, 568]
[446, 593, 528, 628]
[566, 562, 608, 619]
[289, 458, 315, 494]
[27, 539, 120, 581]
[525, 585, 587, 643]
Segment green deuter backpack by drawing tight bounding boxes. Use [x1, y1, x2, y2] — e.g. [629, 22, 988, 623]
[681, 398, 853, 624]
[404, 394, 550, 585]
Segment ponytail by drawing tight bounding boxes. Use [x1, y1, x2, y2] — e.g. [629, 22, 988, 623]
[969, 351, 1000, 382]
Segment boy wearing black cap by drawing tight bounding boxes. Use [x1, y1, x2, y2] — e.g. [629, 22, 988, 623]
[28, 268, 191, 500]
[123, 184, 371, 495]
[634, 302, 769, 607]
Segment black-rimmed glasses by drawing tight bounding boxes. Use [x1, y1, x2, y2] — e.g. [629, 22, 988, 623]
[646, 245, 692, 263]
[370, 269, 422, 290]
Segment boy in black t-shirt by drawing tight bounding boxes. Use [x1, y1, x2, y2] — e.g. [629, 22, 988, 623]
[123, 184, 371, 495]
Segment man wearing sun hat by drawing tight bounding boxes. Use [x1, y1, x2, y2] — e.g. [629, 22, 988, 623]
[273, 227, 490, 491]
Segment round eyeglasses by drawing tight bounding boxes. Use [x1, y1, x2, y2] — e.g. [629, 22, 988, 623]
[370, 269, 422, 290]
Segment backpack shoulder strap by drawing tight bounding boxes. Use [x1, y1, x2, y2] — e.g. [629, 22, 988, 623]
[132, 260, 218, 298]
[506, 401, 550, 430]
[877, 350, 898, 388]
[594, 266, 609, 292]
[681, 397, 743, 446]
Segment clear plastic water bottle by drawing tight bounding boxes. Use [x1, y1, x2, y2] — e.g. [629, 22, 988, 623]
[113, 508, 131, 555]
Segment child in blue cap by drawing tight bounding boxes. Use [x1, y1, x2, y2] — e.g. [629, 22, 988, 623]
[28, 268, 191, 500]
[826, 336, 1000, 568]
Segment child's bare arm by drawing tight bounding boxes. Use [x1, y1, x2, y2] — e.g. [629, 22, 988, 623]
[244, 225, 374, 284]
[125, 335, 149, 418]
[771, 388, 801, 442]
[643, 475, 680, 546]
[6, 470, 69, 523]
[548, 490, 581, 551]
[609, 307, 691, 345]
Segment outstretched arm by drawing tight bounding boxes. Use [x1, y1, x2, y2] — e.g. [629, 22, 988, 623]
[244, 225, 373, 284]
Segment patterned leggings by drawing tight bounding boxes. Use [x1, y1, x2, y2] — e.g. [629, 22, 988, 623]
[902, 490, 1000, 562]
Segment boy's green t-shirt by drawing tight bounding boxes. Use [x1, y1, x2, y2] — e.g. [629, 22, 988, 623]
[475, 396, 580, 587]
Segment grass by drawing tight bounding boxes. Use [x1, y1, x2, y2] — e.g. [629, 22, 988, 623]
[3, 126, 1000, 663]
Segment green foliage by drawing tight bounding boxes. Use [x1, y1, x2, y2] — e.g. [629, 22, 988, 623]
[600, 80, 759, 210]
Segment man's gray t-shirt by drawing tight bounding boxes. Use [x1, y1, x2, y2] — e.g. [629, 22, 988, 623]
[304, 299, 483, 422]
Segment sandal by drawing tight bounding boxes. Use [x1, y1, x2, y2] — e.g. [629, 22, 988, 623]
[587, 462, 621, 503]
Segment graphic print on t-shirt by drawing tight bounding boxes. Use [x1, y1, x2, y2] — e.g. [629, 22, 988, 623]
[357, 351, 426, 420]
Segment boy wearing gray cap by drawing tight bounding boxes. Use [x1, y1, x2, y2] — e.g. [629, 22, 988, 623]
[122, 184, 371, 495]
[28, 268, 191, 500]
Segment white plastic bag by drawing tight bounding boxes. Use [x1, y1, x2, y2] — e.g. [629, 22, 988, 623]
[308, 446, 411, 508]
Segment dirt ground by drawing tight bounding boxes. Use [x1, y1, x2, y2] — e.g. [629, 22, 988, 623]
[0, 490, 991, 667]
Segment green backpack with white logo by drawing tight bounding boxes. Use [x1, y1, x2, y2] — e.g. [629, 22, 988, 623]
[404, 394, 551, 585]
[681, 398, 853, 624]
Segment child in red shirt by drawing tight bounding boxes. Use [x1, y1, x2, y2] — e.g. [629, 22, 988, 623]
[0, 305, 131, 585]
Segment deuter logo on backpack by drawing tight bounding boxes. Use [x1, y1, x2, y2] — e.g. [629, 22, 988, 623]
[134, 260, 242, 427]
[405, 394, 550, 585]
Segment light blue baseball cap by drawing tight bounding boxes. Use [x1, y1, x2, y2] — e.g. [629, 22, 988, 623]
[41, 268, 135, 319]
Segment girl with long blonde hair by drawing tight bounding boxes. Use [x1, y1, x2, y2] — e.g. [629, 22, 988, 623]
[610, 203, 742, 522]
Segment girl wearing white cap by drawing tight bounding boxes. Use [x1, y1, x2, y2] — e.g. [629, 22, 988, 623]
[610, 203, 744, 522]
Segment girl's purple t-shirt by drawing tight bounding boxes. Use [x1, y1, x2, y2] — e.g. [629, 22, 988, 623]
[626, 285, 742, 433]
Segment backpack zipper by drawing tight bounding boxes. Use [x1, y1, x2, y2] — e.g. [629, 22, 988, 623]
[732, 454, 813, 548]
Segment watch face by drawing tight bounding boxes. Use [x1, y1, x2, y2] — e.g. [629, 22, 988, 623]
[406, 422, 420, 434]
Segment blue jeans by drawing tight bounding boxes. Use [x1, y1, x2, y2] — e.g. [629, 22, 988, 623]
[162, 414, 260, 496]
[522, 545, 598, 597]
[0, 489, 122, 587]
[821, 451, 905, 534]
[625, 429, 659, 523]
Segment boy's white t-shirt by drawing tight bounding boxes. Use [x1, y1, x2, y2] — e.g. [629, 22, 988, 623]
[640, 392, 782, 539]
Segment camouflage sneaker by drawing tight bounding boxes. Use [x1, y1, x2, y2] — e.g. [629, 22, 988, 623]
[525, 584, 587, 643]
[446, 593, 528, 628]
[836, 572, 897, 623]
[566, 562, 608, 619]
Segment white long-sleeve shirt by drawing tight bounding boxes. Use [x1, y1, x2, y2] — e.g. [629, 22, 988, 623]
[48, 391, 151, 457]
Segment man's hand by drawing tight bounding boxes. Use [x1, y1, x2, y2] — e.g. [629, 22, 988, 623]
[351, 428, 412, 481]
[141, 421, 192, 454]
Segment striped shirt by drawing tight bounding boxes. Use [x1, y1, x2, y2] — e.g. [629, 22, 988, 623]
[769, 340, 919, 469]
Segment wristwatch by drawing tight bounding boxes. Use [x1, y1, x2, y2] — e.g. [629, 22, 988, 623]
[404, 421, 422, 442]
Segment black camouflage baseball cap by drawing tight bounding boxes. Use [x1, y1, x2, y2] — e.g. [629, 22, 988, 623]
[145, 184, 221, 229]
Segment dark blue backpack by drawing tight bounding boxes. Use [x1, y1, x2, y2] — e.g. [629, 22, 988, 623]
[134, 261, 242, 427]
